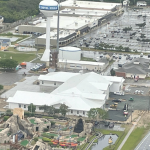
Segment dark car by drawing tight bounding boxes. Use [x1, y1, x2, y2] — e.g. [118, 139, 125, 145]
[112, 99, 121, 102]
[119, 56, 122, 59]
[94, 121, 99, 126]
[109, 122, 114, 128]
[105, 121, 110, 127]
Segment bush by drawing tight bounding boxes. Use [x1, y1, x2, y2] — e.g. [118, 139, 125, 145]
[3, 116, 9, 121]
[42, 137, 51, 142]
[42, 133, 51, 138]
[0, 85, 3, 90]
[43, 128, 49, 132]
[6, 109, 13, 116]
[34, 137, 38, 142]
[42, 116, 54, 119]
[50, 136, 54, 139]
[51, 121, 56, 126]
[49, 141, 53, 145]
[24, 111, 35, 117]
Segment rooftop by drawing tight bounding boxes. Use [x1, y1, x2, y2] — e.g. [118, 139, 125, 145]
[61, 0, 121, 10]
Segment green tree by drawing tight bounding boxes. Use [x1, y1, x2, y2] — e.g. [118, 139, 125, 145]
[39, 105, 55, 116]
[59, 104, 68, 117]
[136, 22, 146, 28]
[123, 27, 132, 33]
[88, 108, 98, 120]
[124, 47, 130, 52]
[0, 85, 3, 90]
[0, 59, 18, 70]
[96, 108, 108, 120]
[110, 68, 115, 76]
[28, 103, 36, 113]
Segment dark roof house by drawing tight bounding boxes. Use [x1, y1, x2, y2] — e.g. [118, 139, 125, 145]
[115, 58, 150, 78]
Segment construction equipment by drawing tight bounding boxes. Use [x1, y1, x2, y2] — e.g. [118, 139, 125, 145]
[110, 103, 118, 108]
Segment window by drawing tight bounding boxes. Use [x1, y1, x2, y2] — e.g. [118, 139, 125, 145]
[71, 110, 73, 114]
[24, 105, 26, 108]
[54, 82, 56, 85]
[77, 111, 79, 114]
[19, 104, 21, 108]
[83, 111, 85, 115]
[42, 81, 44, 84]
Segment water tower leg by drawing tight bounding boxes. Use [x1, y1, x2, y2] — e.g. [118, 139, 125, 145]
[46, 17, 51, 51]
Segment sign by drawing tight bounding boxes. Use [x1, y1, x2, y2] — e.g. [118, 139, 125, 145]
[39, 5, 58, 11]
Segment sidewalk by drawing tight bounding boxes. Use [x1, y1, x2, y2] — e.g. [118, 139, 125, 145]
[117, 116, 141, 150]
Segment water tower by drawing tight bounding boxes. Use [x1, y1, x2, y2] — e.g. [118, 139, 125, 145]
[39, 0, 58, 66]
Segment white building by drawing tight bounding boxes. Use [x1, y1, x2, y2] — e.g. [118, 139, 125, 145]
[59, 47, 81, 61]
[137, 1, 147, 6]
[58, 59, 107, 71]
[7, 72, 125, 117]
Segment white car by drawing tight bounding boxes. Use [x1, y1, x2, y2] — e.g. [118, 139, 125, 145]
[114, 91, 124, 95]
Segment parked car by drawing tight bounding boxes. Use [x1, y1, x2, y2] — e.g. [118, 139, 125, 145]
[109, 122, 114, 128]
[105, 121, 110, 127]
[112, 99, 121, 102]
[114, 91, 124, 95]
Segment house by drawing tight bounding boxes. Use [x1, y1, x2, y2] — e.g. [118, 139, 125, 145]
[7, 72, 125, 117]
[137, 1, 147, 6]
[115, 58, 150, 79]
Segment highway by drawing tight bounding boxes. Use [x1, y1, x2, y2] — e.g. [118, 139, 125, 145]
[135, 131, 150, 150]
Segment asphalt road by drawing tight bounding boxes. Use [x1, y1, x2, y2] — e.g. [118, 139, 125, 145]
[135, 131, 150, 150]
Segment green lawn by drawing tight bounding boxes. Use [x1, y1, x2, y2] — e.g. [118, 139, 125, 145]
[20, 140, 29, 146]
[0, 129, 4, 132]
[44, 133, 57, 137]
[66, 135, 78, 138]
[77, 137, 86, 142]
[121, 127, 147, 150]
[30, 119, 36, 124]
[0, 51, 36, 63]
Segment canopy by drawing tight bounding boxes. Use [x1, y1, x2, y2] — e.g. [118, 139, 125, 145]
[20, 62, 27, 66]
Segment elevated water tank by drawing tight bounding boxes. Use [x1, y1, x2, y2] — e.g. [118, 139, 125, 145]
[59, 46, 81, 61]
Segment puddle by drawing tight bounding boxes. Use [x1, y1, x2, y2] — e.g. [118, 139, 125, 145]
[91, 134, 118, 150]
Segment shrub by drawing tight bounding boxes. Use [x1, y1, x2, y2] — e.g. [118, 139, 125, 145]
[43, 128, 49, 132]
[6, 110, 13, 116]
[42, 133, 51, 138]
[24, 111, 35, 117]
[50, 136, 54, 139]
[0, 85, 3, 90]
[34, 137, 38, 142]
[42, 137, 51, 142]
[51, 121, 55, 126]
[3, 116, 9, 121]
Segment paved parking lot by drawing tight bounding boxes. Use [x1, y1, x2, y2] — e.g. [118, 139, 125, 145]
[69, 7, 150, 53]
[127, 86, 149, 95]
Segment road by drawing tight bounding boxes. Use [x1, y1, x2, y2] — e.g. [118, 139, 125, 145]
[135, 131, 150, 150]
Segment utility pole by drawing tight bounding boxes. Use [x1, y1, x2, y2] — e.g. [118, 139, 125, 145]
[148, 91, 150, 112]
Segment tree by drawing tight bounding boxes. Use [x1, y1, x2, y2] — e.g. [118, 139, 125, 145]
[123, 27, 132, 33]
[110, 68, 115, 76]
[0, 85, 3, 90]
[135, 22, 146, 28]
[88, 108, 98, 120]
[0, 59, 18, 70]
[124, 47, 130, 52]
[39, 105, 55, 116]
[28, 103, 36, 113]
[59, 104, 68, 117]
[96, 108, 108, 120]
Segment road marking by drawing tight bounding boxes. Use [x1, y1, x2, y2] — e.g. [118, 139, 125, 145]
[135, 132, 150, 150]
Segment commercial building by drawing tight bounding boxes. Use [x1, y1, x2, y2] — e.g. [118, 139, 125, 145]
[115, 58, 150, 79]
[7, 72, 124, 117]
[18, 0, 123, 47]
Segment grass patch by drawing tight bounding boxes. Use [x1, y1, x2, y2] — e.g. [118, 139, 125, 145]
[20, 140, 29, 146]
[30, 119, 36, 124]
[145, 77, 150, 80]
[93, 138, 98, 143]
[81, 57, 96, 62]
[43, 133, 57, 137]
[122, 127, 148, 150]
[0, 51, 36, 63]
[77, 137, 86, 142]
[0, 129, 4, 132]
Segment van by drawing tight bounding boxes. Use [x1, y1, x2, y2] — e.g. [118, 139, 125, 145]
[140, 53, 143, 57]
